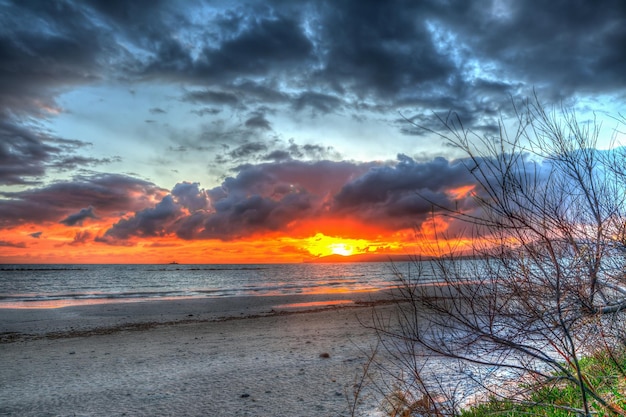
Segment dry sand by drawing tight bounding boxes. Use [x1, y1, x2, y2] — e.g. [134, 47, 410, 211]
[0, 292, 399, 416]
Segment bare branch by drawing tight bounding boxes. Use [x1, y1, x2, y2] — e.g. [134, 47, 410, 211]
[373, 99, 626, 416]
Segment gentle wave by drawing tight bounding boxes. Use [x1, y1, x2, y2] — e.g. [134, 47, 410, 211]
[0, 262, 417, 308]
[0, 267, 88, 272]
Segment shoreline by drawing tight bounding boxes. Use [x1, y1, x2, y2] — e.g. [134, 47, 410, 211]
[0, 290, 397, 340]
[0, 291, 397, 416]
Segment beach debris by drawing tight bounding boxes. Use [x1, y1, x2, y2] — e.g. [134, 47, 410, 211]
[319, 352, 330, 358]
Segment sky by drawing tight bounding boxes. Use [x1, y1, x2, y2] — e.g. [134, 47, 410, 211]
[0, 0, 625, 263]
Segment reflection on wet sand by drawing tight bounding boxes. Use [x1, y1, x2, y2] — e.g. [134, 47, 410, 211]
[273, 299, 354, 309]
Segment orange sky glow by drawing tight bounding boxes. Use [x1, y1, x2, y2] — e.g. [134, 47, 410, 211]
[0, 177, 481, 264]
[0, 213, 475, 264]
[1, 2, 624, 266]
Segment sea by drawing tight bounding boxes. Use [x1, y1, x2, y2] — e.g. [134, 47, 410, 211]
[0, 262, 433, 309]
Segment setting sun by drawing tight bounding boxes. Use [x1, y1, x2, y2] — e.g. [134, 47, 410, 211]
[305, 233, 371, 258]
[330, 243, 353, 256]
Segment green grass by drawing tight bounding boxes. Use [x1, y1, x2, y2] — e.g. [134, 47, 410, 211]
[459, 350, 626, 417]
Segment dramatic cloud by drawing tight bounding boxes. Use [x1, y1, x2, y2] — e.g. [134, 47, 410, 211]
[0, 0, 624, 261]
[245, 113, 272, 130]
[60, 206, 97, 226]
[171, 182, 211, 212]
[318, 1, 455, 99]
[146, 13, 314, 81]
[0, 1, 123, 184]
[334, 155, 472, 207]
[102, 156, 482, 241]
[207, 131, 342, 166]
[292, 93, 343, 114]
[102, 182, 209, 242]
[227, 142, 269, 160]
[442, 1, 626, 97]
[103, 195, 183, 240]
[103, 160, 373, 241]
[0, 173, 167, 228]
[333, 154, 480, 229]
[0, 121, 61, 185]
[0, 120, 112, 185]
[182, 90, 240, 107]
[0, 1, 106, 116]
[2, 0, 623, 123]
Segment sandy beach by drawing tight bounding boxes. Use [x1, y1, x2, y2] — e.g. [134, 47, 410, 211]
[0, 292, 398, 416]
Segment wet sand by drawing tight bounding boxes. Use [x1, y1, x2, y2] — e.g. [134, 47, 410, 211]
[0, 292, 397, 416]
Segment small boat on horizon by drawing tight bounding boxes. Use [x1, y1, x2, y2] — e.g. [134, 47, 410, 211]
[168, 261, 179, 265]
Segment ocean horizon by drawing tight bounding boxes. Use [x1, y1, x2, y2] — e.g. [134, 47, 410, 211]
[0, 262, 432, 309]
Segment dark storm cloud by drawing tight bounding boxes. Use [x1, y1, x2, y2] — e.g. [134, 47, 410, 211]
[147, 12, 314, 81]
[218, 160, 373, 200]
[0, 1, 106, 117]
[2, 0, 624, 122]
[171, 182, 210, 212]
[101, 157, 483, 241]
[289, 143, 342, 161]
[205, 122, 342, 165]
[333, 154, 478, 228]
[440, 0, 626, 97]
[0, 173, 166, 228]
[1, 0, 624, 202]
[202, 14, 314, 75]
[229, 80, 290, 105]
[315, 0, 455, 99]
[103, 195, 182, 240]
[103, 160, 374, 241]
[336, 155, 474, 201]
[83, 0, 173, 33]
[111, 0, 623, 140]
[102, 147, 568, 243]
[292, 92, 343, 114]
[0, 0, 620, 258]
[227, 142, 269, 159]
[263, 150, 292, 162]
[245, 113, 272, 130]
[199, 191, 313, 240]
[60, 206, 97, 226]
[102, 182, 210, 241]
[182, 90, 240, 107]
[0, 121, 63, 185]
[0, 0, 125, 184]
[0, 120, 113, 185]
